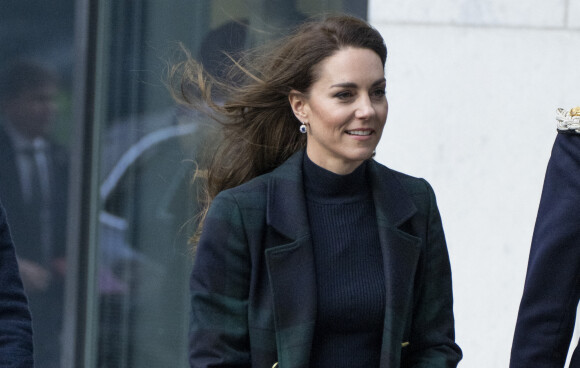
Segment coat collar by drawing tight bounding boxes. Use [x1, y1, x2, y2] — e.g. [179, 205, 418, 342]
[264, 150, 421, 367]
[266, 149, 418, 237]
[265, 150, 309, 240]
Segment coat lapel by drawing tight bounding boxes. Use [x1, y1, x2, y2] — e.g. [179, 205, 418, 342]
[263, 153, 422, 367]
[368, 162, 422, 366]
[264, 151, 316, 368]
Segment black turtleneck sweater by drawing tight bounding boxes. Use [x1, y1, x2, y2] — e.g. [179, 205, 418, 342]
[303, 154, 385, 368]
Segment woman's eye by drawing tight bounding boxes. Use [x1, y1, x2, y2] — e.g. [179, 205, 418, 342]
[371, 88, 386, 98]
[335, 91, 353, 99]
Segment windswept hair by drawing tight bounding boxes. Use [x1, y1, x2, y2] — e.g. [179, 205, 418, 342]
[169, 14, 386, 242]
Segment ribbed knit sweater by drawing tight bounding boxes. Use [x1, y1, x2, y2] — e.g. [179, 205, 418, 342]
[303, 154, 385, 368]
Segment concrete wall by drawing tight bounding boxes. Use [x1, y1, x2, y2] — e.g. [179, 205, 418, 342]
[368, 1, 580, 366]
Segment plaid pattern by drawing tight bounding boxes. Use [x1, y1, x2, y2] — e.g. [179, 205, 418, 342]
[189, 150, 462, 368]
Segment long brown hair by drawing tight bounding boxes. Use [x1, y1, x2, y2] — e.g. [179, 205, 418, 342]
[170, 14, 387, 240]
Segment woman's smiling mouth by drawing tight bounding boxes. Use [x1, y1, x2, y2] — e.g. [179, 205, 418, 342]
[346, 129, 374, 136]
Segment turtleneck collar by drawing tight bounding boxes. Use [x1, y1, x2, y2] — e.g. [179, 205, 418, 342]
[303, 153, 370, 203]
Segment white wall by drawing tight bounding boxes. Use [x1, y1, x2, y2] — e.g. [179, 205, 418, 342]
[368, 1, 580, 366]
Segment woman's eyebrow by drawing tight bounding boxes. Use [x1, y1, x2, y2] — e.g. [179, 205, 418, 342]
[330, 82, 357, 89]
[372, 78, 387, 86]
[330, 78, 386, 89]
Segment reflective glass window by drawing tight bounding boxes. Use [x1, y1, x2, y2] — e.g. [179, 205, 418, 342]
[0, 2, 75, 367]
[2, 1, 367, 367]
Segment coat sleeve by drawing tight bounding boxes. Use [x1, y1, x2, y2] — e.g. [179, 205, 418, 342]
[0, 200, 34, 368]
[403, 180, 462, 368]
[189, 191, 252, 368]
[510, 132, 580, 368]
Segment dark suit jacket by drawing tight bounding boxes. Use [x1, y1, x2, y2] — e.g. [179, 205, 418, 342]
[0, 200, 34, 368]
[189, 150, 462, 368]
[0, 124, 68, 366]
[0, 126, 69, 263]
[510, 131, 580, 368]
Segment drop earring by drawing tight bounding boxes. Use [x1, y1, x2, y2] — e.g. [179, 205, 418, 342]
[299, 122, 307, 134]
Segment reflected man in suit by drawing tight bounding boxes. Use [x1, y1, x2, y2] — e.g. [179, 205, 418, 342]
[0, 60, 69, 368]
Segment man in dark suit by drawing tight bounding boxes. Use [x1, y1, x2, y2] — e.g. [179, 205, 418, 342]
[510, 107, 580, 368]
[0, 199, 34, 367]
[0, 60, 69, 368]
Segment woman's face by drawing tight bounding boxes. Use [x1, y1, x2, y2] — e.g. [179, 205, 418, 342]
[290, 47, 388, 174]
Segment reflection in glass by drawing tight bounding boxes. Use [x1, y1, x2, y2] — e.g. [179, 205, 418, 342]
[0, 61, 69, 368]
[0, 2, 75, 366]
[0, 0, 368, 367]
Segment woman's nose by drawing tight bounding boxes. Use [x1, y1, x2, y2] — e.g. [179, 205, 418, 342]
[355, 95, 375, 119]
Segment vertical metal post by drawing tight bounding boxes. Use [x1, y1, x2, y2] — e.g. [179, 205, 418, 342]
[62, 0, 101, 366]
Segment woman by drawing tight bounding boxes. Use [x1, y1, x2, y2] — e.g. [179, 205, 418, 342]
[175, 15, 462, 368]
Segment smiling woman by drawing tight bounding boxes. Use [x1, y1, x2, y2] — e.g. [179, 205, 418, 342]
[173, 14, 462, 368]
[289, 47, 388, 174]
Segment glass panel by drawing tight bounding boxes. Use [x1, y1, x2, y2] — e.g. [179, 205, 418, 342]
[0, 1, 76, 367]
[91, 1, 367, 367]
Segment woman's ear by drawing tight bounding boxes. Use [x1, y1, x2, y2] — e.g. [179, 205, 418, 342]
[288, 90, 308, 122]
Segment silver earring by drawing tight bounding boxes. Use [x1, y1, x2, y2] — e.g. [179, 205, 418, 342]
[299, 122, 307, 134]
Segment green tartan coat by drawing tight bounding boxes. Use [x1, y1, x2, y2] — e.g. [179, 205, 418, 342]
[189, 150, 462, 368]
